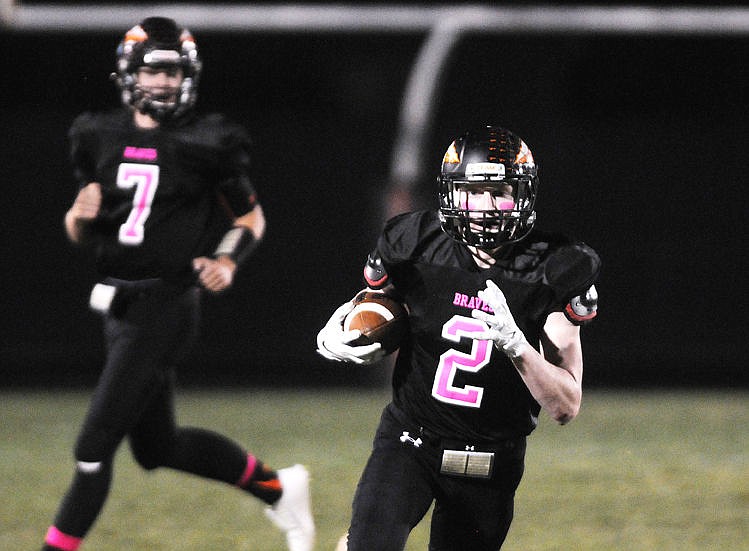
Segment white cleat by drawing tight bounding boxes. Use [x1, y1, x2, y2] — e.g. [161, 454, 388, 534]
[265, 464, 315, 551]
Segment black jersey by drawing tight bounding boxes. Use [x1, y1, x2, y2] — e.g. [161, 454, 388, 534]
[368, 210, 600, 441]
[69, 108, 257, 281]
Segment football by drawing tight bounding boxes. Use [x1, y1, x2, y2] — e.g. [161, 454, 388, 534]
[343, 291, 409, 354]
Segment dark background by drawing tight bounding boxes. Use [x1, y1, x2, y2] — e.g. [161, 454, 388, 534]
[2, 3, 746, 389]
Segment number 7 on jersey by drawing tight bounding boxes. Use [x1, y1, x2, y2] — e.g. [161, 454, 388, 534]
[117, 162, 160, 245]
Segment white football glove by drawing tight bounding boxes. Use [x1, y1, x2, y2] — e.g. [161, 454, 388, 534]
[316, 300, 386, 365]
[471, 279, 530, 358]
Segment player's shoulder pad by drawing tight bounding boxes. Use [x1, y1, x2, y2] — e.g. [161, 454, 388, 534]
[69, 111, 96, 132]
[382, 210, 420, 233]
[380, 210, 442, 255]
[543, 241, 601, 325]
[201, 113, 251, 142]
[68, 109, 124, 139]
[543, 241, 600, 294]
[368, 210, 442, 289]
[173, 113, 251, 152]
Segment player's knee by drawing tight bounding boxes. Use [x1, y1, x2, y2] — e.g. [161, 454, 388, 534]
[74, 431, 116, 464]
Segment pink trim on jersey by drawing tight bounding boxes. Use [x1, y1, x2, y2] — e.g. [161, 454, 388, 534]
[45, 526, 82, 551]
[236, 453, 257, 487]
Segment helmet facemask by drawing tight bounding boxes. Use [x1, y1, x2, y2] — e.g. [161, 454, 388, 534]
[439, 176, 537, 249]
[112, 17, 201, 122]
[438, 127, 538, 250]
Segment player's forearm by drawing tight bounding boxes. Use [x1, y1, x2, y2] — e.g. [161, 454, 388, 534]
[511, 349, 582, 424]
[235, 204, 266, 241]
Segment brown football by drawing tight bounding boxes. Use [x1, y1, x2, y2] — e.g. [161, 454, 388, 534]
[343, 292, 409, 354]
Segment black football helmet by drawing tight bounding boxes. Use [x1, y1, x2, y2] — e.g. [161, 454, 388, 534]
[438, 126, 538, 249]
[112, 17, 202, 121]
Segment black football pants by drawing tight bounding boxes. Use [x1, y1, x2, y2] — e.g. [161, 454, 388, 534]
[347, 403, 526, 551]
[51, 281, 248, 539]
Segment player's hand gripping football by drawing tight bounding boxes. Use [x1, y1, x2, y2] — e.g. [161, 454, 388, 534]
[471, 279, 530, 358]
[316, 300, 386, 365]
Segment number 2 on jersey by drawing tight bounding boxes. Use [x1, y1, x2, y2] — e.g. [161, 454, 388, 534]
[432, 315, 493, 408]
[117, 163, 160, 245]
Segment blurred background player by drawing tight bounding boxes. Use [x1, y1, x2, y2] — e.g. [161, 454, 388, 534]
[42, 17, 313, 551]
[318, 126, 600, 550]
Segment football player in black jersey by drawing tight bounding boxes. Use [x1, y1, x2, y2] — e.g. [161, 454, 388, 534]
[318, 126, 600, 550]
[42, 17, 314, 551]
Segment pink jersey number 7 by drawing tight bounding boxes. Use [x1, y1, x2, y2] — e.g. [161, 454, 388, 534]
[116, 162, 160, 245]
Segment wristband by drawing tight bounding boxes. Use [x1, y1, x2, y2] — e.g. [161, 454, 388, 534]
[213, 226, 258, 266]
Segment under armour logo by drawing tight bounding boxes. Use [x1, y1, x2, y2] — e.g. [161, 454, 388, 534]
[400, 431, 422, 448]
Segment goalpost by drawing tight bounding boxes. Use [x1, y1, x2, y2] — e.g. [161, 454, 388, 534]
[4, 3, 748, 192]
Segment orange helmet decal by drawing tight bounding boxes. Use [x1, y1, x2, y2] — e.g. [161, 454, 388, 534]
[123, 25, 148, 44]
[515, 140, 534, 165]
[443, 141, 461, 164]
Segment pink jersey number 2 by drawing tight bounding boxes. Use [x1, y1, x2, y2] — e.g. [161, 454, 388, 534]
[116, 162, 160, 245]
[431, 315, 493, 408]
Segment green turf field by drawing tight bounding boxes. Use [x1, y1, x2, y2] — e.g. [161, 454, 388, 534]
[1, 388, 746, 550]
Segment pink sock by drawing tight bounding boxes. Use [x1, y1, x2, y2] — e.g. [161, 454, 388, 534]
[235, 453, 257, 487]
[45, 526, 82, 551]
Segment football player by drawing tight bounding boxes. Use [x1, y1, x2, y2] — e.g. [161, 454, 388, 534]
[42, 17, 314, 551]
[318, 126, 600, 550]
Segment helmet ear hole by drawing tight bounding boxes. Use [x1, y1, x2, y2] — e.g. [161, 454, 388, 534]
[438, 126, 538, 249]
